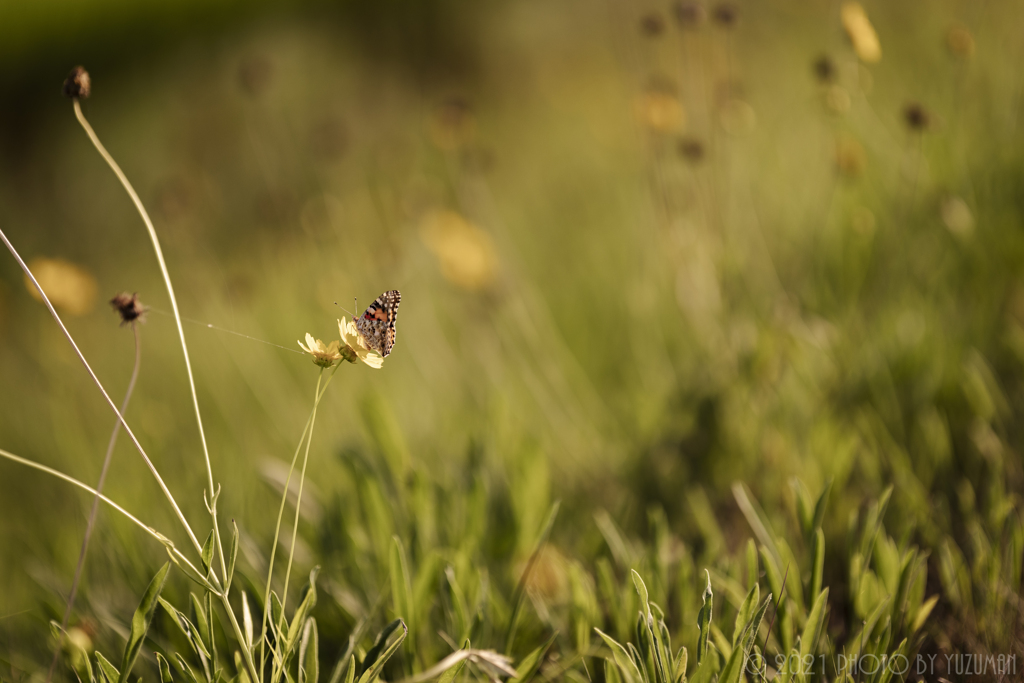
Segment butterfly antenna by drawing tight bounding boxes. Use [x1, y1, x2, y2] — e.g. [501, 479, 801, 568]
[333, 301, 355, 317]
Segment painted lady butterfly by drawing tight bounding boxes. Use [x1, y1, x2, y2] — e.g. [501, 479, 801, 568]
[354, 290, 401, 357]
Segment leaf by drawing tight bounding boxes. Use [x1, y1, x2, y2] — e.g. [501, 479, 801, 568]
[119, 562, 171, 683]
[510, 632, 557, 683]
[159, 598, 212, 660]
[344, 656, 355, 683]
[911, 595, 939, 634]
[190, 594, 213, 664]
[809, 529, 824, 607]
[226, 520, 240, 593]
[270, 591, 285, 641]
[95, 652, 120, 683]
[811, 479, 832, 537]
[695, 570, 713, 666]
[285, 567, 321, 655]
[731, 584, 758, 648]
[50, 620, 95, 683]
[389, 537, 413, 629]
[744, 540, 759, 591]
[357, 619, 407, 683]
[796, 588, 828, 682]
[201, 531, 215, 575]
[242, 592, 254, 651]
[299, 618, 319, 683]
[594, 628, 641, 683]
[505, 501, 560, 654]
[175, 654, 201, 683]
[157, 653, 175, 683]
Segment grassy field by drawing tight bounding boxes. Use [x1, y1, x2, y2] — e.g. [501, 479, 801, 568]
[1, 1, 1023, 681]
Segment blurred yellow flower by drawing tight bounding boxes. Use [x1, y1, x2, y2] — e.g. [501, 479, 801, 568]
[298, 334, 342, 368]
[835, 136, 866, 177]
[339, 318, 384, 369]
[841, 2, 881, 63]
[947, 23, 975, 59]
[420, 210, 498, 291]
[24, 257, 98, 316]
[634, 87, 686, 133]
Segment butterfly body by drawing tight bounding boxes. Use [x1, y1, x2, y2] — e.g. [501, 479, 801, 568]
[354, 290, 401, 357]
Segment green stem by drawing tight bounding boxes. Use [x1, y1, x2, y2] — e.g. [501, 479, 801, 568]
[0, 225, 203, 556]
[261, 367, 338, 682]
[73, 99, 228, 583]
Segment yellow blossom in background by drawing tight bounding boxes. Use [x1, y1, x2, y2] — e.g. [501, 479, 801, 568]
[24, 257, 98, 316]
[419, 210, 498, 290]
[339, 318, 384, 368]
[841, 2, 881, 63]
[946, 23, 975, 59]
[297, 334, 342, 368]
[634, 87, 686, 133]
[835, 136, 867, 177]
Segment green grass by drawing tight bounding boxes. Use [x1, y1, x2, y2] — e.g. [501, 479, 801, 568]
[1, 1, 1024, 681]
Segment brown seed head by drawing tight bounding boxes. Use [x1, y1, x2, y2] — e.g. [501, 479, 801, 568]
[711, 3, 738, 28]
[63, 67, 91, 99]
[678, 137, 706, 163]
[640, 13, 666, 37]
[813, 55, 836, 83]
[673, 1, 706, 27]
[903, 102, 930, 131]
[110, 292, 146, 326]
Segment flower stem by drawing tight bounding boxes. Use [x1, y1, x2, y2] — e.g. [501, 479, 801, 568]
[0, 226, 203, 556]
[47, 323, 142, 683]
[261, 367, 337, 682]
[72, 99, 229, 583]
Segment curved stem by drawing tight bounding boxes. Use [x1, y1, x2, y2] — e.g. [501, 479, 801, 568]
[47, 324, 142, 683]
[73, 99, 227, 582]
[0, 226, 202, 555]
[0, 448, 203, 580]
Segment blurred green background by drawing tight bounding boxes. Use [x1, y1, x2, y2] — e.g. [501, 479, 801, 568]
[1, 0, 1023, 677]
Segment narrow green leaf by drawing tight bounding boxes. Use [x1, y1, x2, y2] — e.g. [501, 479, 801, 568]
[389, 537, 413, 629]
[225, 520, 240, 593]
[51, 620, 95, 683]
[744, 540, 758, 591]
[505, 501, 560, 654]
[175, 654, 201, 683]
[159, 598, 212, 660]
[798, 588, 828, 671]
[809, 529, 824, 606]
[270, 591, 285, 641]
[157, 653, 174, 683]
[811, 479, 832, 536]
[674, 647, 687, 683]
[299, 618, 320, 683]
[95, 652, 120, 683]
[510, 631, 557, 683]
[201, 531, 215, 575]
[696, 570, 713, 666]
[343, 656, 355, 683]
[242, 592, 254, 651]
[286, 567, 321, 654]
[119, 562, 171, 683]
[437, 658, 466, 683]
[594, 628, 641, 683]
[357, 620, 407, 683]
[190, 594, 213, 662]
[731, 584, 758, 648]
[876, 638, 907, 683]
[361, 619, 404, 675]
[911, 595, 939, 634]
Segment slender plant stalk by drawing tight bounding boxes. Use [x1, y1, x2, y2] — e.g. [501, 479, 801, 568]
[72, 99, 230, 585]
[70, 100, 263, 683]
[0, 226, 202, 555]
[0, 448, 204, 579]
[261, 368, 337, 683]
[47, 324, 143, 683]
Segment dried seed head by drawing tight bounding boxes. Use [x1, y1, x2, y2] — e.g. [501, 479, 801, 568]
[711, 3, 738, 28]
[63, 67, 91, 99]
[813, 55, 836, 83]
[678, 137, 706, 163]
[640, 13, 666, 37]
[673, 1, 706, 27]
[110, 292, 146, 325]
[903, 102, 931, 131]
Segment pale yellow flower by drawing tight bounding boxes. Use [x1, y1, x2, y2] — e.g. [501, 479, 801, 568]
[419, 210, 498, 291]
[297, 334, 343, 368]
[24, 257, 98, 316]
[634, 88, 686, 133]
[339, 318, 384, 369]
[841, 2, 881, 63]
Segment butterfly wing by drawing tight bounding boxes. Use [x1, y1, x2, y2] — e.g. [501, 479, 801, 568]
[355, 290, 401, 357]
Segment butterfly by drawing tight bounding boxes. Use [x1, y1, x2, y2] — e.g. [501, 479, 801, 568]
[354, 290, 401, 357]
